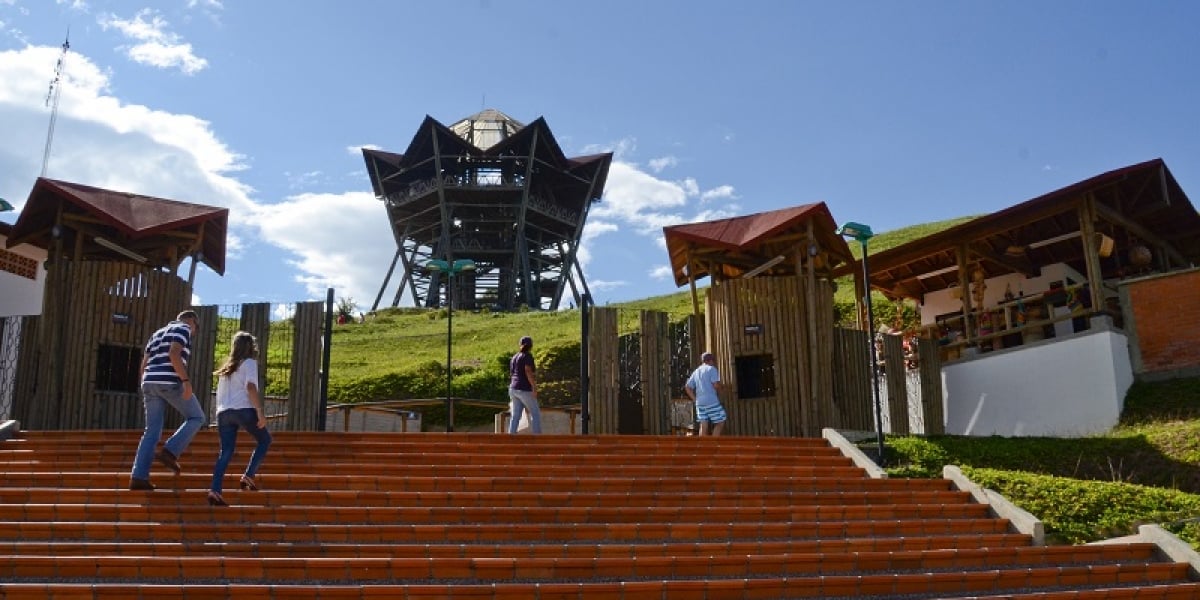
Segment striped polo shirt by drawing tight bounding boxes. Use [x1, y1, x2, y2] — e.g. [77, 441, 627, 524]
[142, 320, 192, 385]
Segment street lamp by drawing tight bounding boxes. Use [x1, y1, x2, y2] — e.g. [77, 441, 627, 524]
[839, 221, 885, 465]
[425, 258, 476, 432]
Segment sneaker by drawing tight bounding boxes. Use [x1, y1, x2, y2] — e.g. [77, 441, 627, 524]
[129, 478, 156, 491]
[155, 448, 182, 475]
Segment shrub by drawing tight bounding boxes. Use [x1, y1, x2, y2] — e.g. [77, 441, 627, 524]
[962, 468, 1200, 545]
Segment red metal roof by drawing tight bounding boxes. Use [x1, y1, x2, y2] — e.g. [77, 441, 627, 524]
[6, 178, 229, 275]
[663, 202, 853, 287]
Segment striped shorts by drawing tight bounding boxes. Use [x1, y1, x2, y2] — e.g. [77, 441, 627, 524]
[695, 402, 727, 424]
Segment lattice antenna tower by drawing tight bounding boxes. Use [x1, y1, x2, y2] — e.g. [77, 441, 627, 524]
[41, 31, 70, 178]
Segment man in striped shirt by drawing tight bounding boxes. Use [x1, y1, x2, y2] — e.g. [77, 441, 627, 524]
[129, 310, 206, 491]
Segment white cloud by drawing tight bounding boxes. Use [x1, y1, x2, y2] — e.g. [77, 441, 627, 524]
[284, 169, 324, 190]
[648, 155, 677, 173]
[348, 143, 379, 155]
[187, 0, 224, 9]
[681, 177, 699, 197]
[252, 191, 394, 303]
[589, 279, 627, 292]
[0, 45, 250, 204]
[591, 161, 689, 223]
[694, 206, 742, 223]
[55, 0, 88, 11]
[581, 137, 636, 161]
[649, 265, 673, 280]
[700, 184, 736, 202]
[98, 9, 208, 74]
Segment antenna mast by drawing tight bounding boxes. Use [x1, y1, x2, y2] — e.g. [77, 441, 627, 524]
[41, 32, 70, 178]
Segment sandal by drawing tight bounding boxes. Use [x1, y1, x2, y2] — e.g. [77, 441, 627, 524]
[239, 476, 260, 491]
[206, 491, 228, 507]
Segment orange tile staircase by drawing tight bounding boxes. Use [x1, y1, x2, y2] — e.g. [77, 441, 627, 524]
[1, 427, 1198, 599]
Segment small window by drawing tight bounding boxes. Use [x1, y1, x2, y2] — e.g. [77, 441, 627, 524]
[734, 354, 776, 399]
[96, 345, 142, 394]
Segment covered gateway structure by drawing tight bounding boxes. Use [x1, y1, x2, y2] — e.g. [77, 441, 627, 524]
[661, 203, 859, 436]
[3, 178, 227, 429]
[363, 109, 612, 311]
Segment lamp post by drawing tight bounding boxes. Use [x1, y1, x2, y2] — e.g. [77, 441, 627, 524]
[425, 258, 476, 432]
[839, 222, 885, 465]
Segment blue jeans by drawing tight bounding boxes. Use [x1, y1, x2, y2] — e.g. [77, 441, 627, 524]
[508, 388, 541, 434]
[132, 382, 204, 480]
[210, 408, 272, 493]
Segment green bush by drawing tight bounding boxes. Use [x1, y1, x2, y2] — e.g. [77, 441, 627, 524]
[962, 468, 1200, 545]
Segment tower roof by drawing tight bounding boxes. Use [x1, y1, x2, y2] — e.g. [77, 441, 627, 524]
[448, 108, 525, 149]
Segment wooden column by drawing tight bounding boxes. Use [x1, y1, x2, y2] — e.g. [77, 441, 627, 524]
[956, 245, 974, 339]
[686, 247, 700, 317]
[1078, 196, 1105, 311]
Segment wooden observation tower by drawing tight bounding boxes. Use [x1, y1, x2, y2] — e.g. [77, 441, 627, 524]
[363, 109, 612, 311]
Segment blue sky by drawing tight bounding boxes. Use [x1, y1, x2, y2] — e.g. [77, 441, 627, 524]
[1, 1, 1198, 311]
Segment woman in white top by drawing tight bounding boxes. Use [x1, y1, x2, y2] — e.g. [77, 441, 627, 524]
[206, 331, 272, 506]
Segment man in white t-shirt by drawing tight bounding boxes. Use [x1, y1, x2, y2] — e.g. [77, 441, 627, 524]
[684, 351, 726, 436]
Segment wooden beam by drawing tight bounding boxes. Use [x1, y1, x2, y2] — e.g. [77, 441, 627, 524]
[1093, 202, 1187, 267]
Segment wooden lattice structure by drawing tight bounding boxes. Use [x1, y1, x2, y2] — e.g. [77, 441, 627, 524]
[363, 109, 612, 311]
[661, 204, 857, 437]
[3, 178, 228, 430]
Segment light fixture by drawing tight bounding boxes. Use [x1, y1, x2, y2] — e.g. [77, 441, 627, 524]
[94, 236, 148, 263]
[425, 257, 476, 432]
[1027, 231, 1082, 249]
[838, 221, 885, 466]
[916, 265, 958, 280]
[838, 222, 874, 242]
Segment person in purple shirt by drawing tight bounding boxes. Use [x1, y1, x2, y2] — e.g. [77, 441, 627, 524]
[508, 335, 542, 434]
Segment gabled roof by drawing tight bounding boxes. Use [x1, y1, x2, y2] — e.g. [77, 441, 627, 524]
[663, 203, 854, 287]
[832, 158, 1200, 300]
[6, 178, 229, 275]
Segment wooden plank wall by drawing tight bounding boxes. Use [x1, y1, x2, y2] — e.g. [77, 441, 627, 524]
[587, 307, 619, 434]
[288, 301, 324, 431]
[880, 334, 909, 435]
[707, 276, 807, 437]
[12, 261, 197, 430]
[831, 327, 873, 432]
[639, 310, 669, 435]
[918, 338, 945, 434]
[239, 303, 272, 396]
[26, 262, 192, 430]
[808, 279, 836, 436]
